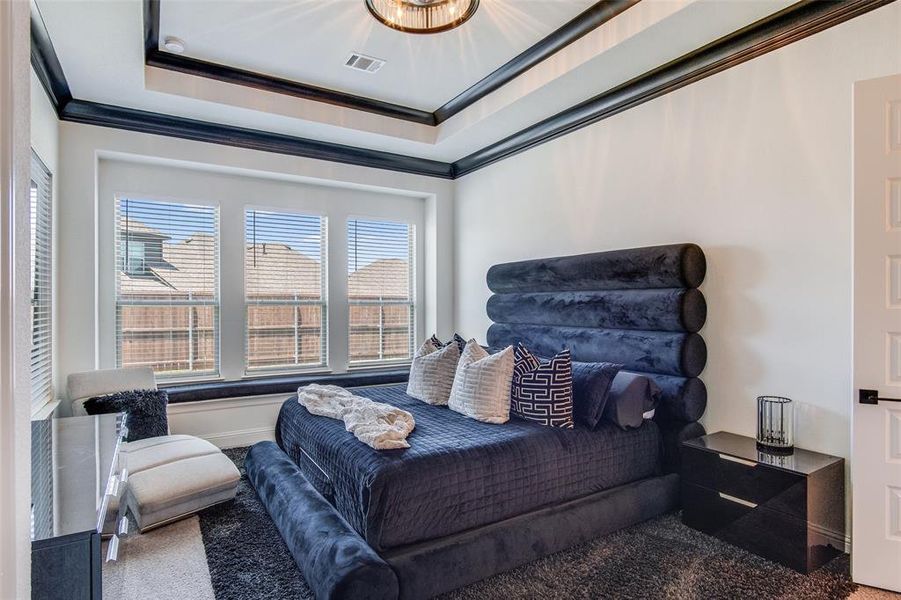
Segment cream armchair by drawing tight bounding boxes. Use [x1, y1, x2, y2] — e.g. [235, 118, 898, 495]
[66, 368, 240, 532]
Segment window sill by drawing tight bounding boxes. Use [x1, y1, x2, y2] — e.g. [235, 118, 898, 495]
[161, 368, 410, 404]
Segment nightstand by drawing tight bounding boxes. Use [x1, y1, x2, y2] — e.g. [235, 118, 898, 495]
[681, 431, 845, 573]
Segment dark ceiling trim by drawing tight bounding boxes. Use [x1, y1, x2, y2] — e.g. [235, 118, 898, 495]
[143, 0, 435, 125]
[31, 5, 454, 179]
[30, 7, 71, 113]
[452, 0, 896, 177]
[60, 100, 455, 179]
[30, 0, 895, 180]
[146, 50, 438, 126]
[433, 0, 640, 123]
[142, 0, 636, 126]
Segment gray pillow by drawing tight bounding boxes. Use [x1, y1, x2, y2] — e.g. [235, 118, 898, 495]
[602, 372, 662, 430]
[407, 338, 460, 405]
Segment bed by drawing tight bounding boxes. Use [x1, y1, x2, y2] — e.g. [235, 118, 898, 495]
[276, 385, 662, 552]
[246, 243, 709, 600]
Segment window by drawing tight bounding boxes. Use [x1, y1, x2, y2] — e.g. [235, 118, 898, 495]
[30, 152, 52, 411]
[245, 209, 327, 372]
[115, 198, 219, 379]
[347, 219, 415, 365]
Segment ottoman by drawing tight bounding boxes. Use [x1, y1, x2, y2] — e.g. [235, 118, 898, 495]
[123, 435, 241, 531]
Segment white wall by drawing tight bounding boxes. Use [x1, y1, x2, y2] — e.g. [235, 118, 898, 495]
[30, 69, 60, 409]
[454, 3, 901, 466]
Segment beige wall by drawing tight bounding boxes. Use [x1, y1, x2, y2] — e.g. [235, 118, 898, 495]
[453, 3, 901, 467]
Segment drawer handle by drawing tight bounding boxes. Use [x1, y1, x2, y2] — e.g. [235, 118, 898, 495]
[118, 516, 129, 536]
[718, 453, 757, 468]
[106, 535, 119, 562]
[105, 475, 119, 497]
[718, 492, 758, 508]
[120, 468, 129, 483]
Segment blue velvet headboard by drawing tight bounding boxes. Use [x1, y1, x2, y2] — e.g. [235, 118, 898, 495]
[485, 243, 708, 428]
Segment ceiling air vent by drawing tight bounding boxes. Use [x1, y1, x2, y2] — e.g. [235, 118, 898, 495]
[344, 52, 385, 74]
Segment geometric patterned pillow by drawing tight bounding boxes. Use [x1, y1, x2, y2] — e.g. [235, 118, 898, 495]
[406, 337, 460, 406]
[511, 344, 574, 428]
[429, 333, 467, 354]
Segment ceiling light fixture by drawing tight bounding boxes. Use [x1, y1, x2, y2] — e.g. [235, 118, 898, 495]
[365, 0, 479, 34]
[163, 36, 186, 54]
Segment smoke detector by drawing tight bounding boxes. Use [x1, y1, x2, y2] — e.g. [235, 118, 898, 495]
[344, 52, 385, 74]
[163, 36, 186, 54]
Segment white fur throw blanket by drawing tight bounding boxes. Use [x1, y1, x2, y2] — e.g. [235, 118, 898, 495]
[297, 384, 415, 450]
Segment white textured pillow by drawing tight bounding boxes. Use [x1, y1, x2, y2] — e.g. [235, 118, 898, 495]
[406, 338, 460, 406]
[448, 341, 514, 424]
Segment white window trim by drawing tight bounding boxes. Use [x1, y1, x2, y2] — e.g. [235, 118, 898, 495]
[112, 195, 222, 381]
[346, 215, 418, 369]
[29, 150, 53, 414]
[97, 160, 425, 382]
[243, 205, 329, 375]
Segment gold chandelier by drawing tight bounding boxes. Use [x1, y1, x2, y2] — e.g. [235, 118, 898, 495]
[365, 0, 480, 34]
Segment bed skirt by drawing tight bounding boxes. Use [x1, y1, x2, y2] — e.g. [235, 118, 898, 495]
[245, 441, 680, 600]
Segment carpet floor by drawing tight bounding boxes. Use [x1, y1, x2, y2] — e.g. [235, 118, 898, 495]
[180, 447, 860, 600]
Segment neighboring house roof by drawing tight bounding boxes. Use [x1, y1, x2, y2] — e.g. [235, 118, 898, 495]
[348, 258, 410, 300]
[120, 218, 170, 240]
[118, 225, 410, 300]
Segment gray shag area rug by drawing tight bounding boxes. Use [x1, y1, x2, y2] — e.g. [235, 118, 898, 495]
[198, 448, 856, 600]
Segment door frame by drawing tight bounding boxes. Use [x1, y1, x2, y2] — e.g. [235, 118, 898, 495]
[0, 1, 33, 597]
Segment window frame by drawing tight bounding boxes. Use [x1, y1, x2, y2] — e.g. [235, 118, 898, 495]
[29, 150, 53, 414]
[97, 161, 427, 382]
[346, 215, 418, 369]
[112, 195, 223, 382]
[243, 205, 329, 376]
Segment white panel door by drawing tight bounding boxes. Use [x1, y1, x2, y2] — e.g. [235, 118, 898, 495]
[853, 73, 901, 591]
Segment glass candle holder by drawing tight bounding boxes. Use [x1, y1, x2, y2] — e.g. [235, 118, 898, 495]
[756, 395, 794, 453]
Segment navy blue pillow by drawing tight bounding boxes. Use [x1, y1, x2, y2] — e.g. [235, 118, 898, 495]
[571, 361, 624, 429]
[511, 344, 574, 428]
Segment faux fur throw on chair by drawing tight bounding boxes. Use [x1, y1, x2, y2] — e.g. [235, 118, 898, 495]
[297, 384, 415, 450]
[83, 389, 169, 442]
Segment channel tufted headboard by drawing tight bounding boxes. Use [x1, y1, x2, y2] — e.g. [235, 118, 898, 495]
[485, 243, 708, 469]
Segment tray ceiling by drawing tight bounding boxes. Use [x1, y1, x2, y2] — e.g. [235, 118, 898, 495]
[34, 0, 814, 165]
[157, 0, 598, 112]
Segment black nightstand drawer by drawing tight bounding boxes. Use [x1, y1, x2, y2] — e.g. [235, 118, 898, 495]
[682, 444, 806, 519]
[682, 482, 812, 572]
[681, 432, 845, 574]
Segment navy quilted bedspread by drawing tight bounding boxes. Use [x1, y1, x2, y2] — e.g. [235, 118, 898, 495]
[275, 384, 661, 552]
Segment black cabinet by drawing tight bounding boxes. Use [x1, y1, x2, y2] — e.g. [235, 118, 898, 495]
[681, 431, 844, 573]
[32, 532, 102, 600]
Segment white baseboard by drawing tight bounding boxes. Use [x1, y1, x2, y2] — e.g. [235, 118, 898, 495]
[166, 393, 286, 449]
[201, 426, 275, 449]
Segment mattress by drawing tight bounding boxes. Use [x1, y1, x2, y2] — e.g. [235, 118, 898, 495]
[275, 384, 661, 551]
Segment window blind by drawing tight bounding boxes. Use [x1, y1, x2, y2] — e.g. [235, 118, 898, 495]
[347, 219, 415, 365]
[30, 152, 53, 412]
[245, 209, 327, 372]
[115, 198, 219, 379]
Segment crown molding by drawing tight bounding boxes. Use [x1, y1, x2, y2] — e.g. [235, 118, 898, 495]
[453, 0, 896, 177]
[142, 0, 637, 126]
[30, 3, 70, 111]
[31, 0, 896, 180]
[60, 100, 456, 179]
